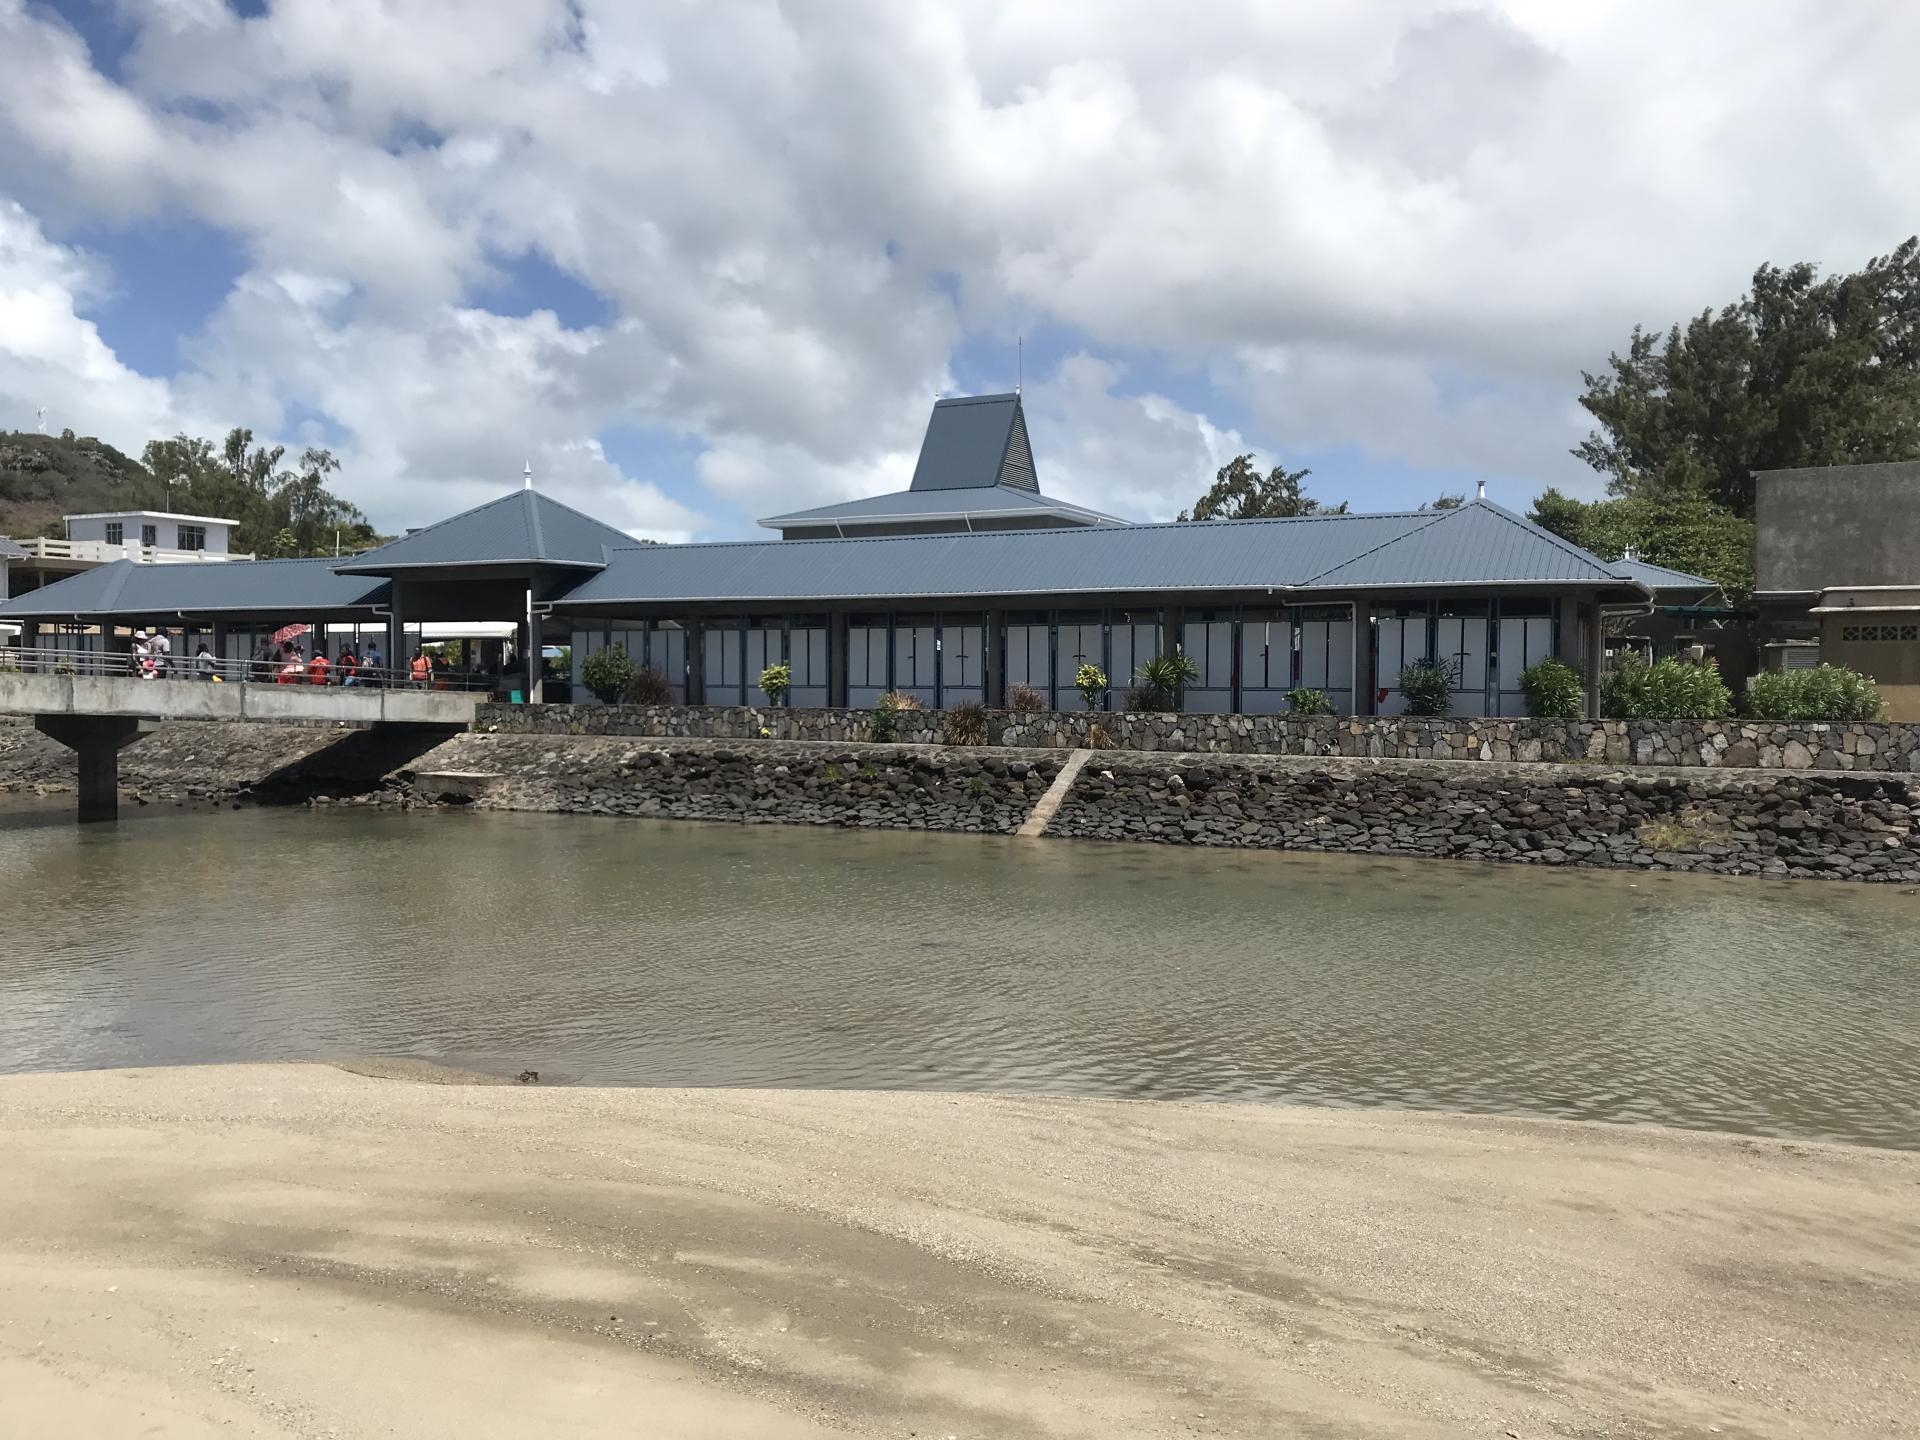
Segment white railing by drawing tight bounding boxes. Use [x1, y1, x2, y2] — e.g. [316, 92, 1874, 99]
[5, 538, 254, 565]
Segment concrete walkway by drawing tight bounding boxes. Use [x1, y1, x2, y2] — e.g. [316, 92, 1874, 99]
[1016, 746, 1095, 836]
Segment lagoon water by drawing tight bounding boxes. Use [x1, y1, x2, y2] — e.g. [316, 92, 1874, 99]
[2, 802, 1916, 1148]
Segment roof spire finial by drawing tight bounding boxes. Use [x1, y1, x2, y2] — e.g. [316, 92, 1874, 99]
[523, 459, 534, 491]
[1016, 335, 1022, 396]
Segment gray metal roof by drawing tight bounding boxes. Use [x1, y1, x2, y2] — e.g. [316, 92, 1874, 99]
[0, 557, 391, 621]
[1609, 557, 1719, 593]
[564, 500, 1643, 608]
[334, 488, 632, 573]
[908, 393, 1037, 493]
[759, 484, 1124, 530]
[0, 537, 27, 561]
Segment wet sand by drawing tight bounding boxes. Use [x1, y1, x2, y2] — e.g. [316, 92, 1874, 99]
[1, 1063, 1915, 1438]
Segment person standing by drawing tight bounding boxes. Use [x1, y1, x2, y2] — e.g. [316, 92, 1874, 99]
[363, 640, 384, 688]
[308, 648, 332, 686]
[339, 642, 360, 688]
[148, 627, 172, 678]
[409, 648, 431, 688]
[194, 644, 216, 681]
[130, 629, 151, 679]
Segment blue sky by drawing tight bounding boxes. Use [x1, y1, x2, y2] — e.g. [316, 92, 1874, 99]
[2, 0, 1913, 539]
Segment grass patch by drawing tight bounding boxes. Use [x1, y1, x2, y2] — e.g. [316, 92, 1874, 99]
[1637, 809, 1727, 852]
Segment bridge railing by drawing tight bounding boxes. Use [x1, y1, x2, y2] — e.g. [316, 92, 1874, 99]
[0, 645, 504, 692]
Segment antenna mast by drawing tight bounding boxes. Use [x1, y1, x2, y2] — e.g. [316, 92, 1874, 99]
[1016, 336, 1022, 395]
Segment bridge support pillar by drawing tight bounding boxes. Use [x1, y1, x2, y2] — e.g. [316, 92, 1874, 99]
[34, 714, 161, 823]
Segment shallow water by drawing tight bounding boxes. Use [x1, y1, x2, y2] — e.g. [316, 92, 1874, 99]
[2, 801, 1917, 1147]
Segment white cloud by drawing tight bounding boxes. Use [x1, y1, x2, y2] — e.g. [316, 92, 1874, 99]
[0, 201, 194, 443]
[2, 0, 1918, 533]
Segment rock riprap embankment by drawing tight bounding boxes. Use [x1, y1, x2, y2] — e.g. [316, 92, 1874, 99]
[1049, 755, 1920, 882]
[420, 733, 1061, 835]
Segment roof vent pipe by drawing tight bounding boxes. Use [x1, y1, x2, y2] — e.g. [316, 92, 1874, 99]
[1476, 479, 1486, 500]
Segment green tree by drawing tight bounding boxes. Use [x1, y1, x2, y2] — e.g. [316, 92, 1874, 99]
[1177, 454, 1348, 521]
[1526, 489, 1754, 600]
[139, 430, 377, 556]
[1525, 486, 1589, 544]
[1576, 237, 1920, 517]
[1421, 493, 1466, 510]
[273, 446, 370, 557]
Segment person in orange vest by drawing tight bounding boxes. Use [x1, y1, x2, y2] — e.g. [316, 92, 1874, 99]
[308, 648, 332, 685]
[409, 649, 431, 687]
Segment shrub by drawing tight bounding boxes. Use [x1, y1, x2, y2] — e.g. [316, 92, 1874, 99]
[1601, 655, 1732, 719]
[966, 774, 988, 797]
[1518, 658, 1584, 720]
[943, 699, 988, 746]
[1122, 684, 1160, 712]
[1284, 687, 1335, 716]
[1743, 664, 1883, 722]
[869, 689, 922, 742]
[1006, 682, 1047, 711]
[1075, 662, 1108, 710]
[580, 643, 634, 703]
[1397, 659, 1456, 717]
[621, 665, 675, 706]
[1135, 652, 1199, 709]
[1086, 721, 1113, 749]
[757, 662, 791, 706]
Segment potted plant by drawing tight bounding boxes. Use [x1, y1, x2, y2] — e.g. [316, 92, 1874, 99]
[758, 662, 792, 707]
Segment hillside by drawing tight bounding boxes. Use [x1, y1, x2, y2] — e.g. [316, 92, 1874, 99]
[0, 431, 162, 540]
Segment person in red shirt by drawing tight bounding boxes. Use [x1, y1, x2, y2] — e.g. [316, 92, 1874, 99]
[308, 649, 332, 685]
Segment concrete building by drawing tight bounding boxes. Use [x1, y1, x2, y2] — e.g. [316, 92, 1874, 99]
[1754, 461, 1920, 719]
[1, 396, 1720, 717]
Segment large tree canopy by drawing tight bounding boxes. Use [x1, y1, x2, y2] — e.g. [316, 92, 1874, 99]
[1528, 487, 1754, 600]
[1178, 454, 1347, 521]
[141, 428, 377, 556]
[1575, 237, 1920, 517]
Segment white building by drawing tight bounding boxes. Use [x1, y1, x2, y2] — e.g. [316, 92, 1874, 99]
[62, 510, 240, 558]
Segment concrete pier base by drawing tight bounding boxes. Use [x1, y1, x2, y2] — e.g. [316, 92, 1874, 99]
[34, 715, 161, 822]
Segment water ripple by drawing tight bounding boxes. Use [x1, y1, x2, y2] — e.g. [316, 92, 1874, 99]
[1, 804, 1917, 1149]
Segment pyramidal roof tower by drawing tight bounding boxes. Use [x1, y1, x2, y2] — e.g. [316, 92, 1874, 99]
[758, 392, 1123, 538]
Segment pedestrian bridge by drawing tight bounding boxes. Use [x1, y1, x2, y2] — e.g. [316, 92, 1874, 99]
[0, 671, 484, 728]
[0, 672, 481, 821]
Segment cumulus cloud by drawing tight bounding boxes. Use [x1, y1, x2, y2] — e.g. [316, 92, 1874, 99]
[1, 0, 1918, 534]
[0, 201, 195, 442]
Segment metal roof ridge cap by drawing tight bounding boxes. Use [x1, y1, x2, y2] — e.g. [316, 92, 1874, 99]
[523, 488, 548, 562]
[1467, 497, 1624, 577]
[96, 560, 136, 612]
[1296, 508, 1455, 586]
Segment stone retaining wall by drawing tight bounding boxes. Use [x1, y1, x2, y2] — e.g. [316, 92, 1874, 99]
[479, 702, 1920, 773]
[1049, 755, 1920, 883]
[407, 732, 1061, 835]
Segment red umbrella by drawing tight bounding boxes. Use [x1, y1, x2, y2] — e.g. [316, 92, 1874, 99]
[270, 623, 311, 646]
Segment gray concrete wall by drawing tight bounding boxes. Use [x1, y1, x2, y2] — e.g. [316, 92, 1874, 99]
[0, 672, 482, 727]
[1755, 462, 1920, 593]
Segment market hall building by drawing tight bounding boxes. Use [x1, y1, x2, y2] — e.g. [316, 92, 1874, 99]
[1, 394, 1702, 718]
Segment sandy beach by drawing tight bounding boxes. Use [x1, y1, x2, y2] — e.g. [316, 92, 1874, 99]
[0, 1063, 1915, 1438]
